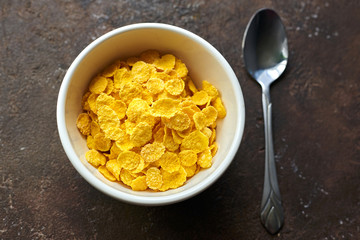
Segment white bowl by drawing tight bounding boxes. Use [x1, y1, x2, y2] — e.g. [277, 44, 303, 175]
[57, 23, 245, 206]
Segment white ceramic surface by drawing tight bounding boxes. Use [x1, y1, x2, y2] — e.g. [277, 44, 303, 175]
[57, 23, 245, 206]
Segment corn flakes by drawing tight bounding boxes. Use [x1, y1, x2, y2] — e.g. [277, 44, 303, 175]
[191, 90, 210, 106]
[146, 167, 163, 190]
[154, 54, 176, 71]
[160, 151, 180, 173]
[89, 75, 108, 94]
[197, 148, 212, 168]
[98, 165, 117, 181]
[97, 105, 124, 141]
[76, 113, 91, 135]
[140, 49, 160, 63]
[131, 175, 148, 191]
[85, 149, 106, 167]
[76, 50, 226, 192]
[93, 132, 111, 152]
[106, 159, 122, 181]
[164, 111, 190, 131]
[150, 98, 180, 118]
[212, 97, 227, 119]
[146, 77, 164, 95]
[131, 61, 152, 83]
[159, 167, 187, 191]
[202, 80, 219, 101]
[179, 150, 197, 167]
[141, 142, 165, 163]
[181, 130, 209, 153]
[117, 151, 141, 171]
[130, 122, 152, 147]
[165, 78, 185, 96]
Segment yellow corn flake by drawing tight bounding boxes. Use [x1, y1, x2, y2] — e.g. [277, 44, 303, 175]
[181, 130, 209, 153]
[120, 169, 135, 186]
[179, 150, 197, 167]
[114, 68, 131, 89]
[86, 135, 95, 149]
[159, 151, 180, 173]
[131, 61, 152, 83]
[193, 112, 207, 130]
[131, 157, 146, 174]
[89, 75, 108, 94]
[176, 126, 192, 138]
[126, 56, 139, 66]
[131, 175, 148, 191]
[156, 91, 179, 100]
[93, 133, 111, 152]
[164, 111, 191, 131]
[141, 142, 165, 163]
[87, 93, 99, 114]
[108, 143, 122, 159]
[96, 93, 115, 110]
[202, 80, 219, 101]
[126, 98, 150, 122]
[130, 122, 152, 147]
[101, 61, 120, 77]
[212, 97, 227, 119]
[153, 126, 165, 143]
[119, 82, 143, 105]
[152, 71, 171, 82]
[104, 81, 114, 95]
[146, 167, 163, 190]
[159, 167, 187, 191]
[201, 127, 212, 139]
[137, 112, 157, 128]
[98, 165, 117, 181]
[174, 59, 188, 78]
[82, 92, 91, 111]
[105, 159, 121, 181]
[210, 142, 218, 157]
[183, 164, 197, 177]
[163, 127, 179, 152]
[146, 77, 164, 95]
[76, 113, 91, 135]
[150, 98, 179, 118]
[202, 105, 218, 127]
[124, 120, 137, 135]
[113, 100, 127, 119]
[117, 151, 141, 171]
[140, 50, 160, 63]
[181, 106, 197, 122]
[164, 78, 185, 96]
[88, 110, 98, 122]
[171, 129, 183, 145]
[209, 128, 216, 145]
[97, 105, 124, 141]
[198, 148, 212, 168]
[187, 77, 198, 93]
[154, 54, 176, 71]
[85, 149, 106, 167]
[116, 134, 134, 151]
[191, 90, 210, 106]
[90, 121, 101, 136]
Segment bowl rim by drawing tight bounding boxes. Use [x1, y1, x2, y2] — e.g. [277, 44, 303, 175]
[57, 22, 245, 206]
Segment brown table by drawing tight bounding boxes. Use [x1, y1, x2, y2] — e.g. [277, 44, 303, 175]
[1, 0, 359, 239]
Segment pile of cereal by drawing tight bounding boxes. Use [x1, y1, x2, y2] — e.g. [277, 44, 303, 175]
[76, 50, 226, 191]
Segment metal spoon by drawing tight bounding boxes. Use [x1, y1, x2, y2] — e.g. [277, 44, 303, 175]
[242, 8, 287, 234]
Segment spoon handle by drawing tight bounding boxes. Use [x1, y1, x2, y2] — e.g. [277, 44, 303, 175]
[260, 89, 284, 234]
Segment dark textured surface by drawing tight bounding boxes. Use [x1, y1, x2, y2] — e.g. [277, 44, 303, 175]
[1, 0, 359, 239]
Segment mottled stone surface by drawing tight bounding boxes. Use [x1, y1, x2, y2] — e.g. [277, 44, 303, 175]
[1, 0, 359, 239]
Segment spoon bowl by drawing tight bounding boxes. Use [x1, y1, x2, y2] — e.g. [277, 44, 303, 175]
[242, 8, 288, 234]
